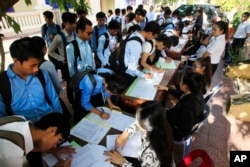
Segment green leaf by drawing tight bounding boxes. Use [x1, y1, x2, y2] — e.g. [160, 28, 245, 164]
[24, 0, 32, 6]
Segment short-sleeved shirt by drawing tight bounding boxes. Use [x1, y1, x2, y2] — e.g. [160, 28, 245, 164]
[207, 34, 226, 64]
[142, 39, 155, 56]
[234, 21, 250, 39]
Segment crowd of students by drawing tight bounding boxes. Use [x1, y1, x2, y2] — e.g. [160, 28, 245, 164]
[0, 3, 249, 167]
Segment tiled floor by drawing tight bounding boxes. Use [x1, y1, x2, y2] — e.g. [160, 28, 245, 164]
[190, 60, 250, 167]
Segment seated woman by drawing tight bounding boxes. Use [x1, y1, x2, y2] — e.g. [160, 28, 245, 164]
[73, 69, 127, 124]
[156, 72, 207, 141]
[104, 101, 174, 167]
[140, 33, 172, 73]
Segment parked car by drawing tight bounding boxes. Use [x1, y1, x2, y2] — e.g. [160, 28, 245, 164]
[174, 3, 228, 28]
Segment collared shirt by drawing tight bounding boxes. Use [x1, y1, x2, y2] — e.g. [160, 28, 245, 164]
[91, 25, 108, 52]
[142, 39, 155, 55]
[48, 29, 76, 62]
[97, 32, 118, 66]
[79, 68, 113, 111]
[0, 64, 62, 123]
[126, 20, 139, 32]
[40, 60, 63, 94]
[124, 31, 145, 78]
[207, 34, 226, 64]
[146, 11, 155, 22]
[66, 36, 95, 77]
[121, 15, 126, 32]
[122, 122, 160, 167]
[234, 21, 250, 39]
[0, 118, 34, 167]
[41, 23, 61, 47]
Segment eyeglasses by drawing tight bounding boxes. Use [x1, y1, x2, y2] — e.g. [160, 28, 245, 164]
[84, 31, 93, 36]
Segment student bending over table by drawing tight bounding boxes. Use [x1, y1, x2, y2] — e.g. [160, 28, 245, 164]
[104, 101, 174, 167]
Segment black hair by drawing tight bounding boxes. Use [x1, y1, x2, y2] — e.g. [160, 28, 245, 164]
[138, 4, 143, 9]
[195, 57, 212, 88]
[243, 12, 250, 17]
[127, 5, 133, 11]
[182, 71, 207, 95]
[172, 10, 180, 16]
[156, 33, 172, 48]
[9, 37, 44, 63]
[108, 9, 113, 15]
[201, 33, 209, 41]
[135, 8, 146, 17]
[143, 21, 161, 35]
[34, 112, 70, 141]
[128, 24, 141, 34]
[76, 8, 87, 15]
[43, 11, 53, 19]
[101, 73, 127, 94]
[76, 17, 93, 32]
[121, 8, 126, 15]
[126, 12, 135, 22]
[115, 8, 121, 15]
[137, 101, 174, 167]
[31, 36, 46, 51]
[164, 8, 172, 15]
[96, 11, 106, 19]
[61, 12, 77, 23]
[108, 20, 120, 30]
[170, 35, 179, 47]
[214, 20, 228, 37]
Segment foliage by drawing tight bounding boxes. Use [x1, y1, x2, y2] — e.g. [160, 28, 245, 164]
[228, 45, 247, 64]
[232, 11, 242, 29]
[216, 0, 237, 12]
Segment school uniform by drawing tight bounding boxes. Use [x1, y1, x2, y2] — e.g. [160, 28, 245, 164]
[232, 21, 250, 50]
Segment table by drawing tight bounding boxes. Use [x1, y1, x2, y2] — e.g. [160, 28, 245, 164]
[166, 38, 188, 60]
[121, 60, 181, 110]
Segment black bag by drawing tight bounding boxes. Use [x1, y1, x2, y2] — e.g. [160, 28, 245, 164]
[108, 35, 143, 74]
[68, 69, 97, 93]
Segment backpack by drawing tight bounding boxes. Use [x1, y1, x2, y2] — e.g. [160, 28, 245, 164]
[108, 34, 143, 74]
[0, 70, 51, 116]
[68, 69, 97, 93]
[98, 32, 110, 55]
[94, 24, 108, 48]
[0, 116, 26, 153]
[42, 24, 61, 37]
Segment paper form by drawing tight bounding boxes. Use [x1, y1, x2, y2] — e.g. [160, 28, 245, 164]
[70, 118, 110, 144]
[106, 131, 143, 158]
[156, 59, 177, 69]
[43, 143, 114, 167]
[86, 107, 135, 131]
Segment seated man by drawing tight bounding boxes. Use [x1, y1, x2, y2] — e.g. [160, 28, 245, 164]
[0, 113, 71, 167]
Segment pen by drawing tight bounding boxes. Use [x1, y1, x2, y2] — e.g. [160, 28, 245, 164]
[100, 108, 105, 113]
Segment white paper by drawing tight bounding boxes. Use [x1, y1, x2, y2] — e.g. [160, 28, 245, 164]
[106, 131, 143, 158]
[70, 118, 110, 144]
[43, 143, 114, 167]
[86, 107, 135, 131]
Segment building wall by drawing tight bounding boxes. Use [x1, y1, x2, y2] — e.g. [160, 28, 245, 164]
[12, 0, 38, 12]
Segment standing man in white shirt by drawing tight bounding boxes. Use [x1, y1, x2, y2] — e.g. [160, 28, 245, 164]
[232, 12, 250, 53]
[146, 5, 155, 22]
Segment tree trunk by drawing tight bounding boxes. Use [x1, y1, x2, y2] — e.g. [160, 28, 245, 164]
[0, 0, 19, 13]
[0, 34, 4, 71]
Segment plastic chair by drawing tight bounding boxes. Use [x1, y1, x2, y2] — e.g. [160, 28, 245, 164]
[177, 149, 215, 167]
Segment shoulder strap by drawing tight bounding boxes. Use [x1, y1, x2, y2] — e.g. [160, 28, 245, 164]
[71, 40, 81, 73]
[43, 24, 48, 36]
[58, 32, 67, 46]
[56, 24, 61, 33]
[103, 32, 110, 52]
[87, 72, 97, 89]
[147, 40, 154, 53]
[0, 116, 25, 126]
[0, 130, 25, 152]
[0, 71, 13, 116]
[127, 36, 143, 45]
[94, 25, 99, 47]
[36, 70, 52, 105]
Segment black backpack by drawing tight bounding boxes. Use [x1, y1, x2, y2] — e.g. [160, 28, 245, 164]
[68, 69, 97, 93]
[108, 35, 143, 74]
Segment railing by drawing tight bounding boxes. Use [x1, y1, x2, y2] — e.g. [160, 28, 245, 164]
[0, 10, 62, 37]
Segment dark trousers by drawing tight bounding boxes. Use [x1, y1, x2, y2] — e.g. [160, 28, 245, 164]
[232, 38, 246, 53]
[211, 64, 218, 75]
[122, 73, 136, 86]
[73, 93, 105, 124]
[26, 152, 43, 167]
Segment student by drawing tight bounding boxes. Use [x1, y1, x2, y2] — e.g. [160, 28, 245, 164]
[203, 21, 228, 75]
[73, 69, 127, 123]
[123, 21, 161, 85]
[32, 36, 63, 94]
[121, 8, 127, 32]
[76, 8, 87, 20]
[0, 113, 71, 167]
[140, 33, 172, 72]
[41, 11, 61, 48]
[126, 5, 133, 14]
[66, 17, 95, 78]
[126, 8, 146, 32]
[97, 20, 120, 67]
[0, 37, 62, 122]
[91, 12, 108, 53]
[146, 5, 155, 22]
[48, 12, 77, 79]
[232, 12, 250, 53]
[104, 101, 174, 167]
[107, 9, 113, 24]
[112, 8, 121, 24]
[157, 72, 206, 141]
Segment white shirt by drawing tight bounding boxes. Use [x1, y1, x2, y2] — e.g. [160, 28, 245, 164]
[0, 118, 33, 167]
[207, 34, 226, 64]
[126, 20, 138, 32]
[146, 11, 155, 22]
[124, 31, 145, 78]
[142, 39, 155, 55]
[234, 21, 250, 39]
